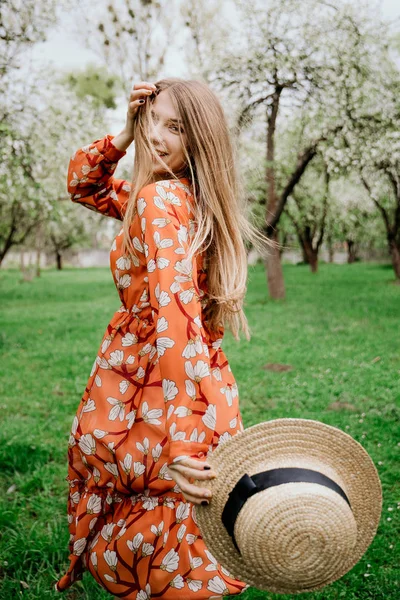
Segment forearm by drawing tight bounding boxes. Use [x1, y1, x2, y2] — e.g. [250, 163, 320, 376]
[68, 134, 129, 220]
[111, 129, 135, 152]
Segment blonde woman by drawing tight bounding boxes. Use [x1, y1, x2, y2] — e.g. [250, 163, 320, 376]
[55, 78, 272, 599]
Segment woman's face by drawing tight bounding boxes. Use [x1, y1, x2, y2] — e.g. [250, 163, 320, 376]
[149, 89, 188, 180]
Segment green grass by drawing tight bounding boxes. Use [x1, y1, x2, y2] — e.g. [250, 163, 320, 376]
[0, 262, 399, 599]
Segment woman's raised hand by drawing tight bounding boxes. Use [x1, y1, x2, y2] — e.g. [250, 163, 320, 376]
[111, 81, 157, 152]
[125, 81, 157, 138]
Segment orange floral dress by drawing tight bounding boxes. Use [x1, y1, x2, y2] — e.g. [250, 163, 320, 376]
[55, 134, 249, 599]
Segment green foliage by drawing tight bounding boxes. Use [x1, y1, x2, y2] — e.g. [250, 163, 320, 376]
[60, 64, 120, 110]
[0, 262, 399, 598]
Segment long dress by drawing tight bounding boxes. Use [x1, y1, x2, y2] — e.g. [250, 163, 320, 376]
[55, 134, 249, 599]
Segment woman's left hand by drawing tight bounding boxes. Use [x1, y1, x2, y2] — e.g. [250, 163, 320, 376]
[167, 457, 217, 505]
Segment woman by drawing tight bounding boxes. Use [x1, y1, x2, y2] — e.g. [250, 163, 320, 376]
[56, 78, 273, 598]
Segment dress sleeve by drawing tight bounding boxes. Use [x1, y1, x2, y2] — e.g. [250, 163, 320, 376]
[67, 134, 131, 220]
[135, 181, 216, 466]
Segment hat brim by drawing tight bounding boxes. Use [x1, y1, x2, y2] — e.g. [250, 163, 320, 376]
[193, 418, 382, 593]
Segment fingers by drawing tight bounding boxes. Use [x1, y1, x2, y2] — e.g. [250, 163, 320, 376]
[133, 81, 157, 91]
[171, 463, 217, 481]
[171, 456, 213, 470]
[170, 470, 212, 505]
[127, 82, 157, 117]
[130, 81, 157, 102]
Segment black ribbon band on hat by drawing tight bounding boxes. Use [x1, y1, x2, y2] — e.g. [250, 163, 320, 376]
[221, 467, 352, 553]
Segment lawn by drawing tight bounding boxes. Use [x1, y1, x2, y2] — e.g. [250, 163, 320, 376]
[0, 262, 399, 599]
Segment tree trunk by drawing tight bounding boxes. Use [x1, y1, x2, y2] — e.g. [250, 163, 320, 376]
[301, 244, 309, 264]
[389, 238, 400, 282]
[264, 228, 285, 299]
[35, 224, 42, 277]
[346, 239, 357, 263]
[326, 233, 334, 263]
[56, 251, 62, 270]
[302, 240, 318, 273]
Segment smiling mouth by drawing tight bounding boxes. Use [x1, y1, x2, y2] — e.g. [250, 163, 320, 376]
[152, 152, 168, 162]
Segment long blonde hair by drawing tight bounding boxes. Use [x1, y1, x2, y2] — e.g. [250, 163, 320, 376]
[121, 77, 276, 342]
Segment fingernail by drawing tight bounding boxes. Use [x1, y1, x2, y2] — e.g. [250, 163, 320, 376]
[204, 466, 211, 470]
[201, 500, 209, 506]
[139, 99, 145, 104]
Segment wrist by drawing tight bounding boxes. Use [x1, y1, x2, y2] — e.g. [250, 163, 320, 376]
[111, 130, 134, 152]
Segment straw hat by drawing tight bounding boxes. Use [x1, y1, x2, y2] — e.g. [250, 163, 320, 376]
[193, 418, 382, 594]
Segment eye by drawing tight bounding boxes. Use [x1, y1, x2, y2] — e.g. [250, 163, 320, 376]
[170, 125, 181, 132]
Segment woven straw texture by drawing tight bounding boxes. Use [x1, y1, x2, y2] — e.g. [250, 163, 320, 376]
[193, 418, 382, 594]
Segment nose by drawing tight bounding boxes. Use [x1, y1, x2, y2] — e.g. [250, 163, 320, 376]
[149, 120, 164, 148]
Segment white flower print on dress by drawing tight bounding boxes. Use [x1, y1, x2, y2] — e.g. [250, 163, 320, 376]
[107, 397, 125, 421]
[101, 523, 115, 542]
[187, 577, 203, 591]
[73, 538, 86, 556]
[158, 463, 173, 481]
[114, 270, 131, 290]
[133, 462, 146, 478]
[71, 416, 78, 436]
[182, 335, 204, 359]
[136, 437, 149, 454]
[189, 428, 206, 444]
[162, 378, 179, 402]
[160, 548, 179, 572]
[141, 542, 155, 557]
[126, 409, 137, 429]
[104, 462, 118, 477]
[151, 443, 162, 461]
[176, 523, 186, 542]
[86, 495, 102, 514]
[78, 434, 96, 455]
[170, 574, 185, 588]
[70, 491, 80, 505]
[93, 428, 108, 439]
[141, 401, 163, 424]
[121, 332, 138, 347]
[188, 548, 203, 569]
[101, 337, 112, 354]
[150, 521, 164, 536]
[108, 350, 124, 367]
[81, 398, 96, 414]
[221, 381, 239, 407]
[119, 453, 132, 475]
[116, 255, 131, 270]
[142, 495, 158, 511]
[136, 583, 151, 600]
[176, 502, 190, 523]
[127, 532, 143, 553]
[174, 406, 192, 417]
[207, 575, 230, 595]
[119, 379, 130, 393]
[202, 404, 217, 430]
[168, 422, 186, 441]
[104, 549, 118, 571]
